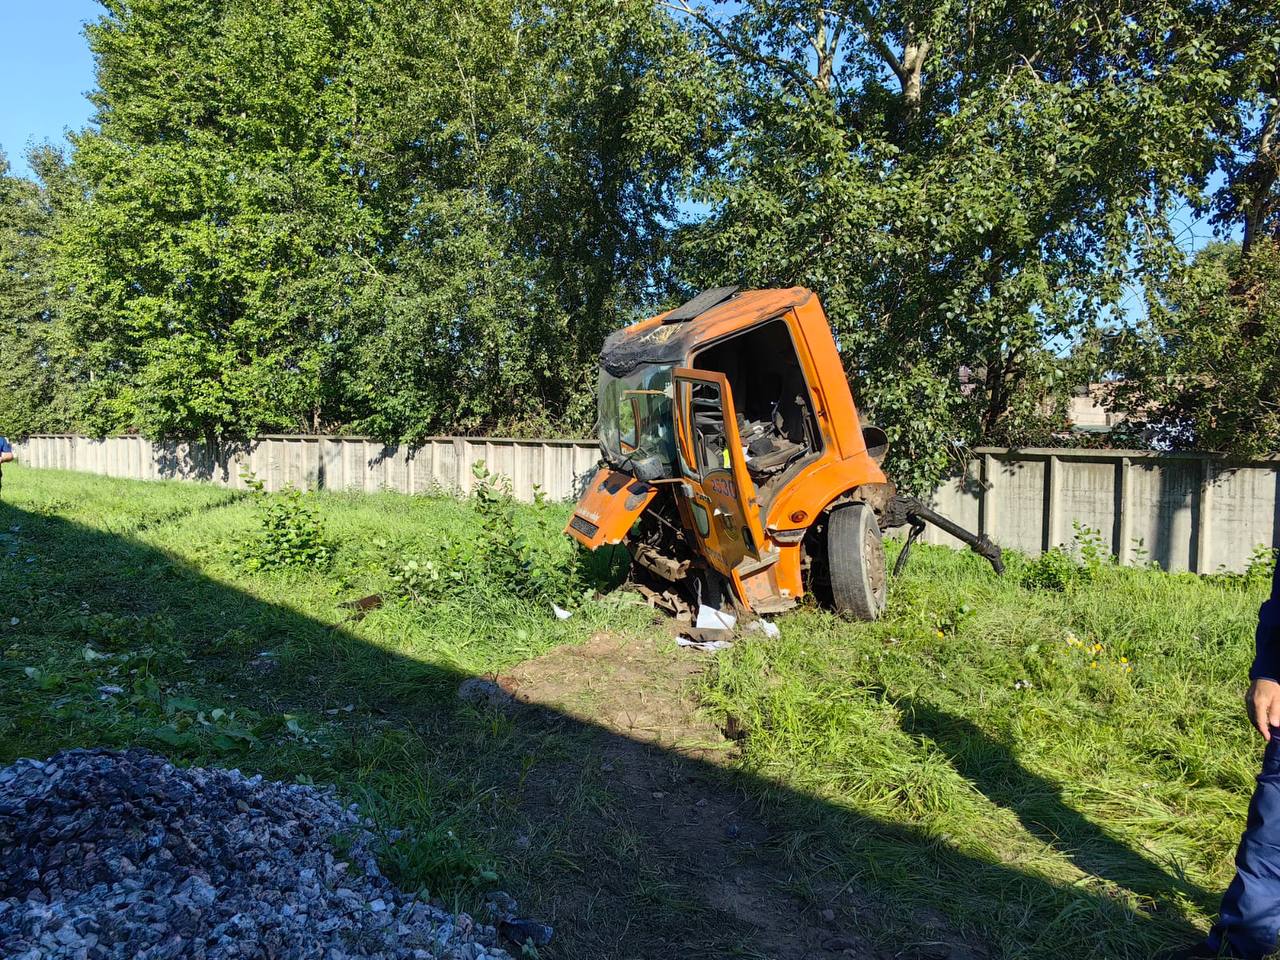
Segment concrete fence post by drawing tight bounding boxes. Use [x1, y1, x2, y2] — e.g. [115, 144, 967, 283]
[1116, 457, 1133, 565]
[979, 453, 996, 539]
[1045, 454, 1062, 551]
[454, 438, 471, 496]
[1195, 457, 1214, 574]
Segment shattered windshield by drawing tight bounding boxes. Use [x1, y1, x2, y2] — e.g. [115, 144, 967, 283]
[598, 364, 676, 477]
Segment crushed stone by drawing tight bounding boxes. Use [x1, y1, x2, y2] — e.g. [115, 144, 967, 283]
[0, 748, 516, 960]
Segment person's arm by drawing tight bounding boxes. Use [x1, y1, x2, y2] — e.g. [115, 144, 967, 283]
[1247, 561, 1280, 739]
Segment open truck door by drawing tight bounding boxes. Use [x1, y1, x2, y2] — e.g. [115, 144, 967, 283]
[672, 368, 793, 611]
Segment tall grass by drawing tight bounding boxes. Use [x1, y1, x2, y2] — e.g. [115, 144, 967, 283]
[702, 542, 1269, 954]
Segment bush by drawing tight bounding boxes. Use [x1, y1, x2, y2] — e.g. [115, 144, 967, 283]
[384, 462, 581, 609]
[1019, 547, 1083, 592]
[1019, 523, 1116, 592]
[236, 475, 332, 572]
[1244, 545, 1278, 588]
[1206, 544, 1279, 591]
[386, 553, 467, 605]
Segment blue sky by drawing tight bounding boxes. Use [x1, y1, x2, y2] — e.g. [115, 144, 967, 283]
[0, 0, 100, 178]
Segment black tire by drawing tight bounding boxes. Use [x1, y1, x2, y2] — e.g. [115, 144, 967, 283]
[828, 503, 887, 621]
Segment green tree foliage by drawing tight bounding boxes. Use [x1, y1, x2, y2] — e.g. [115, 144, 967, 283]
[1106, 240, 1280, 455]
[661, 0, 1265, 489]
[0, 150, 69, 437]
[4, 0, 1277, 481]
[54, 0, 382, 447]
[1102, 1, 1279, 457]
[48, 0, 713, 449]
[1204, 0, 1279, 258]
[337, 0, 717, 440]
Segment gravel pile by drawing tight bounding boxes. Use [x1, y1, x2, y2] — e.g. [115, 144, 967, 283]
[0, 748, 516, 960]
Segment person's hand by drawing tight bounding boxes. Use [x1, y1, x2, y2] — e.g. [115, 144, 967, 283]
[1246, 679, 1280, 740]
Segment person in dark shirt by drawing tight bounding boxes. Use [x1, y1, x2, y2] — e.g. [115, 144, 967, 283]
[1177, 560, 1280, 957]
[0, 436, 13, 496]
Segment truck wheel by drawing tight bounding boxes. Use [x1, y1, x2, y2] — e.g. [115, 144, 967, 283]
[828, 503, 887, 621]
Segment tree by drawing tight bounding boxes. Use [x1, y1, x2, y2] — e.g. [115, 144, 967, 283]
[54, 0, 382, 452]
[1099, 0, 1279, 457]
[48, 0, 714, 449]
[337, 0, 718, 439]
[1203, 0, 1280, 258]
[0, 149, 68, 437]
[1106, 240, 1280, 455]
[659, 0, 1255, 490]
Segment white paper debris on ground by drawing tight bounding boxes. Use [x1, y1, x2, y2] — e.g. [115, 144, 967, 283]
[551, 603, 573, 620]
[747, 619, 780, 639]
[695, 604, 736, 630]
[676, 635, 734, 652]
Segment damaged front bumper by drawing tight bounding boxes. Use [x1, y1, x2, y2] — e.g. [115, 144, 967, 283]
[564, 467, 658, 549]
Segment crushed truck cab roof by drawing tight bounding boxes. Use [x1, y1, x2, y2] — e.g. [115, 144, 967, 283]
[600, 287, 814, 377]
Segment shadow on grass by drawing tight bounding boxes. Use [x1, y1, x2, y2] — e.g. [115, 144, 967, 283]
[0, 497, 1210, 960]
[897, 698, 1210, 905]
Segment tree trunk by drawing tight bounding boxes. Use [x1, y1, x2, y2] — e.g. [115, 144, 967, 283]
[812, 12, 834, 93]
[899, 39, 930, 122]
[982, 354, 1007, 435]
[1241, 102, 1278, 259]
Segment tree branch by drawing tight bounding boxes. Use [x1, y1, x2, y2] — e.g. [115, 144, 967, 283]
[661, 0, 822, 102]
[837, 1, 928, 121]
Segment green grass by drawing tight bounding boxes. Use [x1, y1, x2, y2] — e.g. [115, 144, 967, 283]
[702, 541, 1267, 956]
[0, 467, 646, 909]
[0, 465, 1271, 958]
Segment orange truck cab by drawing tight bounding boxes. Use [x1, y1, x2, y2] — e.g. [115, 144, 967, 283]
[565, 287, 1001, 621]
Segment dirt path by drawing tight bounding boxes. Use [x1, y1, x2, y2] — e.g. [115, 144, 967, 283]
[491, 632, 984, 960]
[500, 631, 729, 760]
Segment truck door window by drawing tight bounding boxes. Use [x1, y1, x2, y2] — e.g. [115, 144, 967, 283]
[676, 378, 729, 480]
[617, 396, 639, 451]
[691, 381, 728, 475]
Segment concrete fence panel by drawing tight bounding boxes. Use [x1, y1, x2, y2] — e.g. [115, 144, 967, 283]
[926, 447, 1279, 573]
[15, 434, 602, 507]
[14, 436, 1280, 572]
